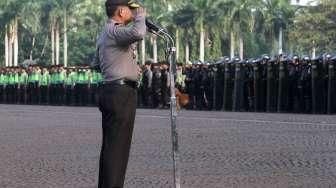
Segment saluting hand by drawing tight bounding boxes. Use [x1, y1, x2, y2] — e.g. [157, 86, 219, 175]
[132, 7, 146, 17]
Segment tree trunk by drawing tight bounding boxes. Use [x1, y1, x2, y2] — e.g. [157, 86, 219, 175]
[185, 42, 190, 64]
[230, 31, 235, 59]
[56, 21, 60, 66]
[30, 37, 35, 60]
[312, 40, 316, 59]
[153, 35, 157, 63]
[239, 33, 243, 60]
[199, 19, 205, 62]
[5, 25, 9, 67]
[14, 17, 18, 67]
[8, 22, 13, 67]
[278, 26, 283, 54]
[51, 17, 55, 65]
[41, 35, 49, 58]
[64, 9, 68, 67]
[175, 29, 179, 61]
[141, 39, 146, 65]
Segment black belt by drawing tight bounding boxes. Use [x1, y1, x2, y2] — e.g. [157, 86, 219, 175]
[102, 79, 138, 89]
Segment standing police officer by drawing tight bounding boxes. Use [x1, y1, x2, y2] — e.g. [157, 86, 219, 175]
[64, 68, 76, 105]
[7, 68, 15, 103]
[0, 69, 5, 103]
[160, 63, 169, 109]
[39, 67, 51, 105]
[141, 60, 153, 108]
[93, 1, 146, 187]
[151, 63, 162, 108]
[18, 68, 28, 104]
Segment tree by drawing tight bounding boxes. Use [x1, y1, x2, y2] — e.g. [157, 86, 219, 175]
[261, 0, 295, 55]
[0, 0, 27, 67]
[21, 1, 42, 61]
[1, 0, 335, 67]
[172, 0, 221, 62]
[172, 5, 197, 63]
[227, 0, 256, 59]
[289, 0, 336, 55]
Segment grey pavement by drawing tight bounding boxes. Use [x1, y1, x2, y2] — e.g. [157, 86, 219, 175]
[0, 105, 336, 188]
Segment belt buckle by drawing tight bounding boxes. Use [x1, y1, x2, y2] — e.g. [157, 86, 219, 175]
[119, 79, 126, 85]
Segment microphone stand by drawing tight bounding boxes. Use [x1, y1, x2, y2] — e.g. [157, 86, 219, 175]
[149, 28, 181, 188]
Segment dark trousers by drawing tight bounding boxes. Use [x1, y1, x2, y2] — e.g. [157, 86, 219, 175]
[98, 84, 137, 188]
[0, 85, 3, 103]
[18, 85, 27, 104]
[55, 84, 65, 105]
[49, 85, 56, 105]
[65, 85, 74, 106]
[161, 86, 169, 108]
[141, 87, 152, 108]
[75, 84, 89, 106]
[6, 85, 15, 103]
[28, 82, 39, 104]
[152, 88, 161, 108]
[90, 84, 99, 106]
[39, 86, 49, 105]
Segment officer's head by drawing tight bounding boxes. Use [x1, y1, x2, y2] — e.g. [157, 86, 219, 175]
[145, 59, 154, 68]
[105, 0, 141, 24]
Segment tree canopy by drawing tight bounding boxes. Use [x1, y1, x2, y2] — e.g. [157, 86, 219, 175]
[0, 0, 335, 66]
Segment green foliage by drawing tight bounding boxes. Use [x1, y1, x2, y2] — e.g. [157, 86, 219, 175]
[0, 0, 335, 66]
[289, 0, 336, 54]
[207, 29, 222, 60]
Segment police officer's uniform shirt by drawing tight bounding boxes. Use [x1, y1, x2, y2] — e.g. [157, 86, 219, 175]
[95, 13, 146, 82]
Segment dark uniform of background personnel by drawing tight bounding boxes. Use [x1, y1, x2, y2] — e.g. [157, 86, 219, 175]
[93, 0, 146, 188]
[151, 63, 162, 108]
[141, 60, 153, 108]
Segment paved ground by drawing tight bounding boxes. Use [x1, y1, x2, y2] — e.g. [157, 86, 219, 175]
[0, 105, 336, 188]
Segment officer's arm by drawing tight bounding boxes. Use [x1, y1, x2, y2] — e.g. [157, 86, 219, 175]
[91, 47, 101, 72]
[107, 14, 146, 45]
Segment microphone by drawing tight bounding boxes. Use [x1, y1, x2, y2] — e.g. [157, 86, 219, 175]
[145, 18, 164, 34]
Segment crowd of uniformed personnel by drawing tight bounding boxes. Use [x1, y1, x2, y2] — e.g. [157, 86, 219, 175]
[139, 54, 336, 114]
[1, 54, 336, 114]
[0, 65, 103, 106]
